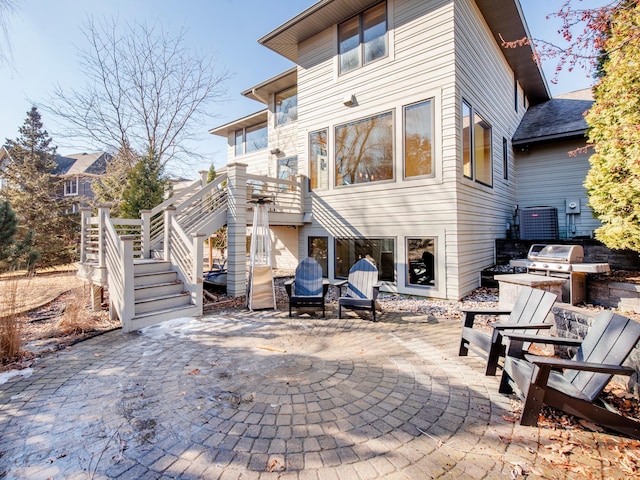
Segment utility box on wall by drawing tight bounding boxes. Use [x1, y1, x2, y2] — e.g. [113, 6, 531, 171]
[519, 207, 559, 240]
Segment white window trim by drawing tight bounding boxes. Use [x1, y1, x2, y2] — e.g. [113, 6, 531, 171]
[64, 177, 78, 196]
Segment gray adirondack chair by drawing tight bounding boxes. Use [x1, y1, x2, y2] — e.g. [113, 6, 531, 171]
[285, 257, 330, 317]
[337, 258, 381, 322]
[459, 286, 557, 375]
[499, 310, 640, 439]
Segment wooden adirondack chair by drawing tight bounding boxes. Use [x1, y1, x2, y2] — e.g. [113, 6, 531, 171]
[337, 258, 381, 322]
[459, 286, 557, 375]
[499, 310, 640, 439]
[284, 257, 330, 317]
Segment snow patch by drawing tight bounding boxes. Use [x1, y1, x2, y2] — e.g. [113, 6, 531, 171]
[0, 367, 33, 385]
[139, 317, 201, 340]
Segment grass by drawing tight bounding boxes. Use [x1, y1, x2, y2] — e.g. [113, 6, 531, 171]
[0, 277, 25, 364]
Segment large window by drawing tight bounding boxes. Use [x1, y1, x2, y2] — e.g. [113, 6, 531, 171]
[278, 157, 298, 182]
[335, 111, 393, 186]
[407, 238, 435, 287]
[308, 236, 328, 277]
[404, 99, 434, 178]
[310, 129, 328, 190]
[335, 237, 394, 281]
[338, 2, 387, 74]
[235, 122, 268, 156]
[275, 86, 298, 126]
[64, 178, 78, 196]
[462, 100, 492, 186]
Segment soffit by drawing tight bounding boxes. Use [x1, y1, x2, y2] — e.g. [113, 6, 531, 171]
[209, 110, 268, 137]
[241, 67, 298, 104]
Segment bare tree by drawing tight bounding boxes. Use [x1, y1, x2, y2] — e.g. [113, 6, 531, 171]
[46, 18, 228, 171]
[0, 0, 18, 67]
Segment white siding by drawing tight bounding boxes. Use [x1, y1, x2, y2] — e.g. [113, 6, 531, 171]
[515, 138, 600, 239]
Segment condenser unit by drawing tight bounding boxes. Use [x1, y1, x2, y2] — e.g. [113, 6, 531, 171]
[519, 207, 559, 240]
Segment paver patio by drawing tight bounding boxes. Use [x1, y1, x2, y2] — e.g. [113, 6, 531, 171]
[0, 306, 635, 479]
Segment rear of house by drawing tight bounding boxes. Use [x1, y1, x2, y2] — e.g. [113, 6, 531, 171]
[212, 0, 551, 300]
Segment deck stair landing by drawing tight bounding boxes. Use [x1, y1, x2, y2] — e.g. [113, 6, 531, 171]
[129, 260, 199, 331]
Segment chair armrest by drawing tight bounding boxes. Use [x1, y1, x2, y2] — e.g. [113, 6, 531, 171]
[284, 279, 294, 286]
[524, 354, 636, 376]
[502, 332, 582, 346]
[284, 279, 294, 298]
[333, 280, 347, 296]
[489, 322, 552, 330]
[461, 309, 512, 328]
[372, 282, 382, 300]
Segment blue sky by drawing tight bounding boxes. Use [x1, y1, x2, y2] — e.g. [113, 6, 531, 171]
[1, 0, 605, 178]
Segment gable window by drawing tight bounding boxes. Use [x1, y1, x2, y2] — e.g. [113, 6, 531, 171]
[338, 2, 387, 74]
[462, 100, 492, 186]
[310, 129, 328, 190]
[275, 86, 298, 126]
[235, 122, 268, 156]
[335, 111, 393, 186]
[64, 178, 78, 196]
[404, 99, 434, 178]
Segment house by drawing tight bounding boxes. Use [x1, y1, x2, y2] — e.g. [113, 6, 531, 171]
[52, 152, 111, 213]
[211, 0, 594, 301]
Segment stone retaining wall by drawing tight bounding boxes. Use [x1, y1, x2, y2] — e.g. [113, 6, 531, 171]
[552, 303, 640, 396]
[588, 280, 640, 313]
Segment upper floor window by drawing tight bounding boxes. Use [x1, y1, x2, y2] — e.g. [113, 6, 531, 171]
[275, 86, 298, 126]
[404, 99, 434, 178]
[64, 178, 78, 196]
[234, 122, 268, 156]
[338, 2, 387, 75]
[462, 100, 492, 187]
[277, 156, 298, 183]
[309, 129, 328, 190]
[335, 111, 393, 186]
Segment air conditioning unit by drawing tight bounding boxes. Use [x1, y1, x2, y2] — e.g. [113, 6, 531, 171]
[519, 207, 559, 240]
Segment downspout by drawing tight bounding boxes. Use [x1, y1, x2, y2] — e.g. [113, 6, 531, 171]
[252, 88, 269, 105]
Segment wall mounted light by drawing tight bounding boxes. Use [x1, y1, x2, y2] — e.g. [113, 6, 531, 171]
[343, 94, 356, 107]
[270, 148, 281, 155]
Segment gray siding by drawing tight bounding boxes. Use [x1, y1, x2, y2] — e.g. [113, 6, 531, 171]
[515, 138, 600, 239]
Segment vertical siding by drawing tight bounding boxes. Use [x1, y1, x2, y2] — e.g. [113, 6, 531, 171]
[515, 138, 600, 239]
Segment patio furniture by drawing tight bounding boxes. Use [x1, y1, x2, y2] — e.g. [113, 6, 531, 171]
[458, 286, 557, 375]
[336, 258, 382, 322]
[284, 257, 330, 317]
[499, 310, 640, 439]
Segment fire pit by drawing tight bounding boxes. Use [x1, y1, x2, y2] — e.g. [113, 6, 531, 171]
[510, 244, 610, 304]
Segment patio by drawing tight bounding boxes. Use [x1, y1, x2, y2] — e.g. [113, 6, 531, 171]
[0, 305, 636, 479]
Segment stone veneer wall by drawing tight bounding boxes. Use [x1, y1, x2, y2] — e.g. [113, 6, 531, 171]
[552, 304, 640, 396]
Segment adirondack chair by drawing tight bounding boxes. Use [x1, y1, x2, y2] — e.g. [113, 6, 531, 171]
[284, 257, 330, 317]
[499, 310, 640, 439]
[459, 286, 557, 375]
[336, 258, 382, 322]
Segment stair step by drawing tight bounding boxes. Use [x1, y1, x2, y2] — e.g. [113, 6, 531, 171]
[135, 292, 191, 314]
[134, 260, 172, 275]
[134, 270, 178, 287]
[134, 281, 184, 300]
[129, 304, 200, 331]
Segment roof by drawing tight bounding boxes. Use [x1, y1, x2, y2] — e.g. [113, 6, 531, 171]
[259, 0, 550, 104]
[242, 67, 297, 104]
[512, 89, 594, 146]
[52, 152, 110, 176]
[209, 109, 268, 138]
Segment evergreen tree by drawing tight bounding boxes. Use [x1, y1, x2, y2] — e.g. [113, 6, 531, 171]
[584, 4, 640, 253]
[120, 148, 167, 218]
[91, 142, 136, 216]
[3, 107, 76, 267]
[0, 199, 39, 271]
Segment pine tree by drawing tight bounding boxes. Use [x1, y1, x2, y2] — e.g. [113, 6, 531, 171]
[0, 199, 39, 271]
[120, 148, 167, 218]
[91, 143, 136, 216]
[584, 4, 640, 253]
[3, 107, 77, 267]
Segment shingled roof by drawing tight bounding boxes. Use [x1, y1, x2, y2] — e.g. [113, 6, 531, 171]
[513, 89, 594, 146]
[52, 152, 110, 176]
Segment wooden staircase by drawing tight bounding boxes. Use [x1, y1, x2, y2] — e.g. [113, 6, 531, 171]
[130, 260, 200, 331]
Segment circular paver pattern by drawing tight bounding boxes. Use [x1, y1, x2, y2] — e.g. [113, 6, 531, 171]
[0, 309, 627, 479]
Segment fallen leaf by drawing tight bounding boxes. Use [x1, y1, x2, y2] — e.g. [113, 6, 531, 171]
[188, 368, 200, 375]
[578, 419, 604, 432]
[256, 345, 286, 353]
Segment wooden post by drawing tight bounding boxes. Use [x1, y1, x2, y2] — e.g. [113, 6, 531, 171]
[79, 207, 92, 264]
[120, 235, 137, 333]
[97, 204, 111, 269]
[226, 162, 248, 298]
[192, 233, 205, 311]
[163, 206, 176, 262]
[140, 209, 152, 259]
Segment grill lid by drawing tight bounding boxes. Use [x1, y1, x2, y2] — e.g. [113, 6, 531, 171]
[528, 244, 584, 264]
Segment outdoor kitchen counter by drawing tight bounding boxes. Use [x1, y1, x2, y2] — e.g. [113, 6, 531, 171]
[494, 273, 566, 309]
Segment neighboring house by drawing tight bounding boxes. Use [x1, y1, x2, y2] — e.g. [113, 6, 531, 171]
[211, 0, 595, 301]
[52, 152, 111, 213]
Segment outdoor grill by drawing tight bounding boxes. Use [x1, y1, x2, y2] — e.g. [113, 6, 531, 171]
[510, 244, 610, 305]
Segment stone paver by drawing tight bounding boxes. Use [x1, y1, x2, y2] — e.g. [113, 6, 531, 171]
[0, 307, 635, 479]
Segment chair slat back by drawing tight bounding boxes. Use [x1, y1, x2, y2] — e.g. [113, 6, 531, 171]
[508, 287, 557, 326]
[294, 257, 323, 297]
[568, 311, 640, 400]
[346, 258, 378, 299]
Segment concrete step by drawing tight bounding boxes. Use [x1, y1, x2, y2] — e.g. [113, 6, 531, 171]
[128, 304, 201, 332]
[134, 281, 184, 300]
[134, 270, 178, 287]
[135, 292, 191, 314]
